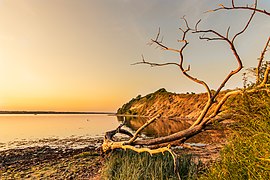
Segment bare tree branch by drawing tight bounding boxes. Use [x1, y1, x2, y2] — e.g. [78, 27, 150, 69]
[134, 18, 213, 99]
[131, 55, 181, 67]
[208, 0, 270, 16]
[232, 2, 257, 43]
[231, 0, 235, 8]
[258, 66, 270, 88]
[177, 17, 213, 99]
[226, 26, 231, 39]
[194, 29, 226, 41]
[126, 114, 161, 144]
[193, 5, 257, 103]
[256, 37, 270, 84]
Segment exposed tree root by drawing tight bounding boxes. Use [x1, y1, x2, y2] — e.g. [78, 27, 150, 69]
[102, 139, 181, 179]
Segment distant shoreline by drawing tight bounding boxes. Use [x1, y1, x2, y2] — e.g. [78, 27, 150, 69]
[0, 111, 116, 115]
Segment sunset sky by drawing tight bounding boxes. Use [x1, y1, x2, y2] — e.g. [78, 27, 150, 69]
[0, 0, 269, 112]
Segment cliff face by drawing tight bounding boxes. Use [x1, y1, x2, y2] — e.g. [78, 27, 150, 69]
[117, 88, 232, 143]
[117, 88, 227, 119]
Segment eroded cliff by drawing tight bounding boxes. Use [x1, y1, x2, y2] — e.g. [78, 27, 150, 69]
[118, 88, 230, 119]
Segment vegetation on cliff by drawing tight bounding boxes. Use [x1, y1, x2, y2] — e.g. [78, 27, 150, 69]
[117, 88, 229, 119]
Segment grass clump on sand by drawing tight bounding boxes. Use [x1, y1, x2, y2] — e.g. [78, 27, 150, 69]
[102, 149, 202, 180]
[200, 92, 270, 180]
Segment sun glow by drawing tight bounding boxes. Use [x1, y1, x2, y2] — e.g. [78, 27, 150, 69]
[0, 0, 269, 112]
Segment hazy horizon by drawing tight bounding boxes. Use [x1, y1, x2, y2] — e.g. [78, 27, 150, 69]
[0, 0, 269, 112]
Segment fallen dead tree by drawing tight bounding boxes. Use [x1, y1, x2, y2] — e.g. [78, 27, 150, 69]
[102, 0, 269, 178]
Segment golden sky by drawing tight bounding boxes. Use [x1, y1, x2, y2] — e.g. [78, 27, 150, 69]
[0, 0, 269, 112]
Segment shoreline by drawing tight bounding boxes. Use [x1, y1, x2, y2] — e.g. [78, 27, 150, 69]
[0, 135, 225, 179]
[0, 111, 116, 115]
[0, 137, 104, 179]
[0, 136, 104, 151]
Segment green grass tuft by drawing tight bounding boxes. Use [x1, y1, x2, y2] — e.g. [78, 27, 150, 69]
[102, 150, 202, 180]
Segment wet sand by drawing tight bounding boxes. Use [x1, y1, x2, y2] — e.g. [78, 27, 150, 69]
[0, 137, 104, 179]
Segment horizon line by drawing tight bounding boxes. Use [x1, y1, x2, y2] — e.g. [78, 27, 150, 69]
[0, 110, 116, 115]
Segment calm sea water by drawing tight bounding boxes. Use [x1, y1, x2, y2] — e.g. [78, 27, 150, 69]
[0, 114, 120, 143]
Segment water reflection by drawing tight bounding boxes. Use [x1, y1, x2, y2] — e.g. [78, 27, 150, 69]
[117, 116, 192, 137]
[0, 114, 120, 143]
